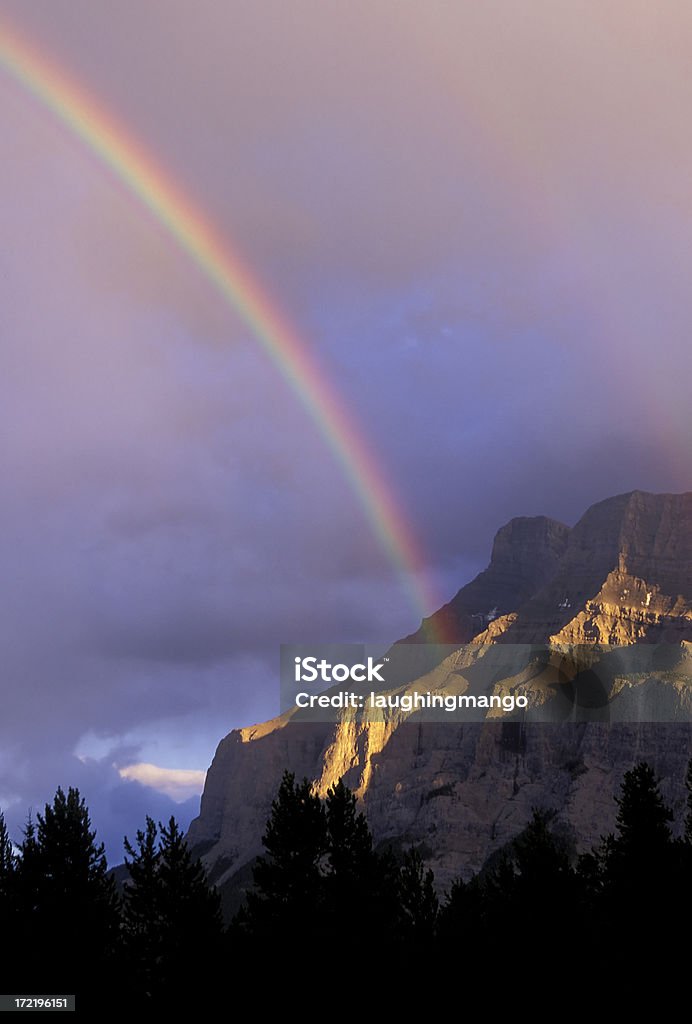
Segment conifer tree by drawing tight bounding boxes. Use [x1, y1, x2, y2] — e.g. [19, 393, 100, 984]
[122, 815, 161, 984]
[438, 876, 466, 933]
[15, 789, 118, 991]
[122, 814, 222, 1004]
[322, 779, 399, 941]
[0, 812, 16, 975]
[512, 810, 571, 888]
[157, 816, 223, 955]
[399, 847, 438, 941]
[597, 762, 675, 965]
[0, 812, 14, 902]
[325, 779, 373, 878]
[16, 815, 40, 918]
[684, 758, 692, 846]
[608, 762, 673, 873]
[246, 771, 327, 941]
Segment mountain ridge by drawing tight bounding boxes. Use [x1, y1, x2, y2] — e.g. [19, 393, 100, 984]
[187, 489, 692, 904]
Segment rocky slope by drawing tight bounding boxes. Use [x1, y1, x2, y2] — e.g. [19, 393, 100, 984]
[187, 490, 692, 900]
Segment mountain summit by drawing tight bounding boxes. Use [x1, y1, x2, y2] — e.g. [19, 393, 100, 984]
[188, 490, 692, 908]
[409, 490, 691, 647]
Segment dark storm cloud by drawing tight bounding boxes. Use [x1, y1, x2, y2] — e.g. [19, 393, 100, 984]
[0, 0, 691, 847]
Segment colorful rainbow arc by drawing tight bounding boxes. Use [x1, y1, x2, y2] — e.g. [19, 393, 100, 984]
[0, 18, 445, 636]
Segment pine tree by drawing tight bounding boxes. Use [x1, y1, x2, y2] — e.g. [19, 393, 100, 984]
[684, 758, 692, 846]
[325, 779, 373, 877]
[122, 815, 222, 1006]
[122, 815, 161, 987]
[598, 762, 675, 964]
[438, 876, 466, 935]
[157, 816, 223, 957]
[0, 812, 17, 975]
[15, 789, 119, 992]
[479, 853, 517, 922]
[0, 812, 14, 902]
[34, 787, 117, 929]
[322, 779, 399, 941]
[438, 875, 489, 959]
[609, 762, 673, 870]
[512, 810, 571, 887]
[238, 772, 404, 955]
[512, 810, 586, 945]
[16, 815, 40, 917]
[245, 771, 327, 942]
[399, 847, 438, 942]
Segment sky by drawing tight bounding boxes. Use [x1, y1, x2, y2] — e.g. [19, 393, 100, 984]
[0, 0, 691, 858]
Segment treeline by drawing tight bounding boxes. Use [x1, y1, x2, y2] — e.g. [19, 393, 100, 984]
[233, 761, 692, 971]
[1, 760, 691, 1004]
[0, 790, 222, 1008]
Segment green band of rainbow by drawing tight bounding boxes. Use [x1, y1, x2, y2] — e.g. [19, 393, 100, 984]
[0, 18, 445, 636]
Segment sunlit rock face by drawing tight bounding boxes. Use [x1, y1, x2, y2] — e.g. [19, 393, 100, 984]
[188, 491, 692, 898]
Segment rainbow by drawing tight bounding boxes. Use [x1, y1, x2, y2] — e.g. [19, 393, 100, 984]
[0, 17, 446, 636]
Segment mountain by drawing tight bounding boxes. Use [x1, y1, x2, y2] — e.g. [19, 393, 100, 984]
[187, 490, 692, 910]
[403, 514, 571, 645]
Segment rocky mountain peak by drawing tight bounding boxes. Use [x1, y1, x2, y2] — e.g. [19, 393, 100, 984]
[188, 490, 692, 912]
[486, 514, 571, 600]
[404, 514, 569, 648]
[485, 490, 692, 645]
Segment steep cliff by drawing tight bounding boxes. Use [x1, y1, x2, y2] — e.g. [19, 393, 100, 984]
[187, 490, 692, 900]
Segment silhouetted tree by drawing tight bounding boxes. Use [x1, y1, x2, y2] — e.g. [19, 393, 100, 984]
[0, 812, 14, 901]
[399, 847, 438, 942]
[157, 816, 223, 956]
[244, 771, 327, 944]
[596, 762, 675, 965]
[576, 848, 603, 906]
[684, 758, 692, 846]
[606, 762, 673, 877]
[0, 812, 17, 974]
[512, 810, 588, 945]
[122, 815, 222, 1007]
[237, 758, 692, 969]
[513, 810, 571, 886]
[16, 815, 40, 918]
[122, 816, 161, 994]
[438, 876, 466, 934]
[442, 810, 588, 960]
[322, 779, 399, 941]
[325, 779, 372, 878]
[15, 788, 118, 993]
[438, 873, 494, 964]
